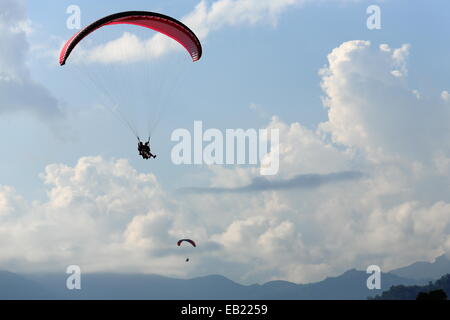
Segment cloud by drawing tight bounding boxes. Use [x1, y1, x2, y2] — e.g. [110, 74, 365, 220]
[176, 40, 450, 282]
[0, 0, 63, 120]
[2, 8, 450, 284]
[79, 0, 306, 64]
[0, 156, 181, 274]
[319, 41, 450, 163]
[180, 171, 365, 194]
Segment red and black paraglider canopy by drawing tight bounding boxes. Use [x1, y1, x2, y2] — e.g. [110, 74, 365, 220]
[177, 239, 196, 247]
[59, 11, 202, 65]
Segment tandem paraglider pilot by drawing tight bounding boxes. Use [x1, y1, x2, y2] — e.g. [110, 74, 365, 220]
[138, 139, 156, 160]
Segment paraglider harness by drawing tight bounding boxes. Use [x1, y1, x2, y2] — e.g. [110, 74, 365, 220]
[138, 138, 156, 160]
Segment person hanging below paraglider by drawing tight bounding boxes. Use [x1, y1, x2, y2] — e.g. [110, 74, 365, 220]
[138, 138, 156, 159]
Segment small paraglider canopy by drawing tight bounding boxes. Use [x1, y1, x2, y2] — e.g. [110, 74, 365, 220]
[177, 239, 196, 247]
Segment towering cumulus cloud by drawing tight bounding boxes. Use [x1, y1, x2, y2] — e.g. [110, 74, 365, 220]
[319, 41, 450, 162]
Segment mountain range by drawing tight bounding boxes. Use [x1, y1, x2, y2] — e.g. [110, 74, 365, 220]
[0, 255, 448, 300]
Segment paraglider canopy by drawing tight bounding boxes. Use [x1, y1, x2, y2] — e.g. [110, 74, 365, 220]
[177, 239, 196, 247]
[59, 11, 202, 66]
[58, 10, 203, 142]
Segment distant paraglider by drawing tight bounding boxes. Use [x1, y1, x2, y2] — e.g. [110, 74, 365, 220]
[177, 239, 196, 247]
[177, 239, 196, 262]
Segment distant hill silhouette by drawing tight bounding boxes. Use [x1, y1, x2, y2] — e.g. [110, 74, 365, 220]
[3, 254, 449, 300]
[390, 255, 450, 281]
[0, 269, 420, 300]
[0, 271, 53, 299]
[371, 274, 450, 300]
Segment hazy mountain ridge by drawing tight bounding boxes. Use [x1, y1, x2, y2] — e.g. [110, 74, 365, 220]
[0, 271, 53, 299]
[389, 255, 450, 281]
[0, 270, 418, 300]
[0, 255, 448, 300]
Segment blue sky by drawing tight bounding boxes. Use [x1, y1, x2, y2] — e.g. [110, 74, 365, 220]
[0, 0, 450, 284]
[4, 0, 448, 196]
